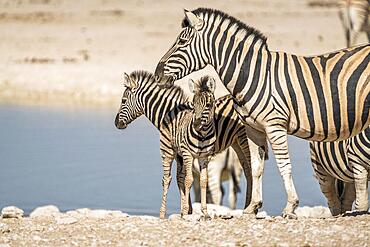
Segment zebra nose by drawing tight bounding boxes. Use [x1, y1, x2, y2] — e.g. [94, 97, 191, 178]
[115, 114, 120, 128]
[155, 62, 165, 78]
[115, 114, 126, 129]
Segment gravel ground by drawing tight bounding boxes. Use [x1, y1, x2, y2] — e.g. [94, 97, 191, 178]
[0, 209, 369, 247]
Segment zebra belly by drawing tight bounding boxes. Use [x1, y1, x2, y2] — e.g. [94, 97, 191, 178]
[311, 141, 356, 182]
[311, 126, 370, 182]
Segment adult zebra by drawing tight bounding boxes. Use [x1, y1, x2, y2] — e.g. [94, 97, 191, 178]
[310, 127, 370, 215]
[154, 8, 370, 217]
[338, 0, 370, 47]
[115, 71, 267, 218]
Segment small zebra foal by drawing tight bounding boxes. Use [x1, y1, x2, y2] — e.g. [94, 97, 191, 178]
[115, 71, 267, 218]
[160, 76, 217, 218]
[310, 127, 370, 215]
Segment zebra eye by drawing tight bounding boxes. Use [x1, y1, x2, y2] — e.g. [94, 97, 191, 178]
[122, 98, 127, 104]
[178, 37, 188, 45]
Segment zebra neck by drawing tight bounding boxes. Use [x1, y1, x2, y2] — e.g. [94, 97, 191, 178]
[191, 120, 216, 141]
[140, 85, 188, 129]
[210, 40, 272, 119]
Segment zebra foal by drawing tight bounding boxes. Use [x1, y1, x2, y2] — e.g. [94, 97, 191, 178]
[154, 8, 370, 217]
[159, 75, 217, 218]
[115, 71, 267, 218]
[311, 127, 370, 215]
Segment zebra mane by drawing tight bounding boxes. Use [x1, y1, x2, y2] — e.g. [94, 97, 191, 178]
[129, 70, 187, 98]
[197, 76, 214, 92]
[182, 8, 267, 45]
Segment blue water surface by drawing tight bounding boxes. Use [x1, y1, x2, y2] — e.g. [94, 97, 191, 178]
[0, 103, 336, 216]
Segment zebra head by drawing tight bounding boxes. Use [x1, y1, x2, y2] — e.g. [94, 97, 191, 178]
[115, 72, 144, 129]
[190, 76, 216, 132]
[155, 9, 209, 88]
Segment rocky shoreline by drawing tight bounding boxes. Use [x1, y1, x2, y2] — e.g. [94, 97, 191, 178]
[1, 204, 369, 246]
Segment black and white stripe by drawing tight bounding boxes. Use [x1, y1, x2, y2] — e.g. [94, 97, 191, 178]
[310, 127, 370, 215]
[154, 8, 370, 217]
[338, 0, 370, 47]
[115, 71, 267, 218]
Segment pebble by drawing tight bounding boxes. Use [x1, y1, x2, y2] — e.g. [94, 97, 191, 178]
[30, 205, 60, 218]
[1, 206, 24, 219]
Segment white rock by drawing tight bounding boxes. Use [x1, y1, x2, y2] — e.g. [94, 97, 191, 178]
[168, 214, 182, 220]
[56, 216, 78, 225]
[1, 206, 24, 219]
[30, 205, 60, 218]
[229, 209, 244, 218]
[295, 206, 332, 218]
[131, 215, 159, 221]
[88, 210, 112, 219]
[182, 214, 201, 222]
[66, 208, 128, 219]
[191, 203, 232, 218]
[256, 211, 269, 219]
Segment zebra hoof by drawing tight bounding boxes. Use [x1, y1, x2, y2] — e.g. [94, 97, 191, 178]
[282, 212, 297, 219]
[201, 213, 211, 221]
[243, 204, 259, 215]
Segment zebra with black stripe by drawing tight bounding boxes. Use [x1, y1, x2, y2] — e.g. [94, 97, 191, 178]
[338, 0, 370, 47]
[115, 71, 267, 218]
[154, 8, 370, 217]
[311, 127, 370, 215]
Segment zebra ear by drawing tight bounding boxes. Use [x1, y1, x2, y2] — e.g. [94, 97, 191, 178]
[206, 77, 216, 93]
[184, 9, 203, 30]
[123, 72, 137, 89]
[188, 79, 195, 93]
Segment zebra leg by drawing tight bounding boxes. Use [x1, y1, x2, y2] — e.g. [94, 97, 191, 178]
[346, 28, 351, 47]
[352, 162, 369, 212]
[227, 148, 242, 209]
[192, 159, 201, 203]
[199, 159, 210, 219]
[245, 138, 265, 214]
[159, 150, 175, 219]
[231, 143, 253, 211]
[206, 157, 223, 205]
[351, 31, 360, 47]
[266, 127, 298, 218]
[228, 170, 237, 210]
[310, 142, 342, 216]
[340, 182, 355, 213]
[181, 152, 194, 217]
[176, 155, 192, 215]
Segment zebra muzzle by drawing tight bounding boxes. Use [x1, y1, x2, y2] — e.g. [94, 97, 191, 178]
[115, 114, 127, 129]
